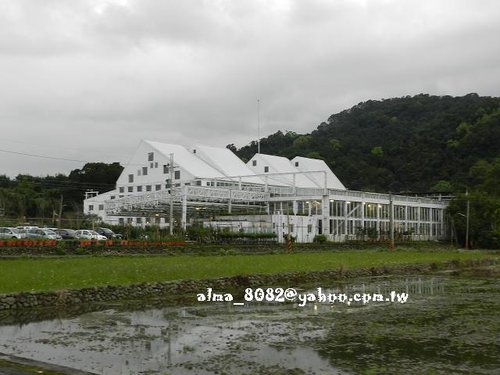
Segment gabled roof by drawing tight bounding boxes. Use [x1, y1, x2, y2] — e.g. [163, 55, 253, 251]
[291, 156, 346, 190]
[247, 154, 319, 188]
[193, 145, 264, 184]
[145, 141, 224, 179]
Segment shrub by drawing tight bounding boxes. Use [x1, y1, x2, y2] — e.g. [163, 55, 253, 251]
[313, 234, 328, 243]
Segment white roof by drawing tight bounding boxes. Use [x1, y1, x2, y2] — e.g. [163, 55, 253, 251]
[84, 189, 118, 203]
[145, 141, 224, 179]
[291, 156, 346, 190]
[247, 154, 319, 188]
[193, 145, 264, 184]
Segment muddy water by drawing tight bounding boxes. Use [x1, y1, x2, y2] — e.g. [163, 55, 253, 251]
[0, 274, 498, 375]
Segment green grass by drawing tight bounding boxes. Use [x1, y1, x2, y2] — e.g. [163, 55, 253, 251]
[0, 249, 496, 293]
[0, 358, 64, 375]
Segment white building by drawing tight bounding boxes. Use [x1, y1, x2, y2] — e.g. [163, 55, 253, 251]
[84, 140, 448, 243]
[291, 156, 346, 190]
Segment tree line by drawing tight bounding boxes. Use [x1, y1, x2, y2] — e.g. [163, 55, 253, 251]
[0, 163, 123, 226]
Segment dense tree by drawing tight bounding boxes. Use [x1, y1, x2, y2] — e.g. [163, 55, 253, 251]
[0, 162, 123, 224]
[447, 158, 500, 248]
[232, 130, 298, 161]
[234, 93, 500, 193]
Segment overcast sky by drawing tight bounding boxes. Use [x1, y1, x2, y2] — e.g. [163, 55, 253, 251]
[1, 0, 499, 178]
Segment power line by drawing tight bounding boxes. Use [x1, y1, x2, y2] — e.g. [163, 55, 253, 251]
[0, 178, 115, 189]
[0, 148, 142, 167]
[0, 148, 90, 164]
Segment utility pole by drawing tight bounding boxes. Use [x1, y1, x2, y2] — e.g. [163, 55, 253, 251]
[389, 194, 394, 251]
[286, 213, 293, 253]
[465, 189, 470, 249]
[58, 195, 63, 229]
[169, 153, 174, 236]
[257, 99, 261, 154]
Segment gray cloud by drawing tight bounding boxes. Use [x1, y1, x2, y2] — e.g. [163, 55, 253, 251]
[1, 0, 499, 177]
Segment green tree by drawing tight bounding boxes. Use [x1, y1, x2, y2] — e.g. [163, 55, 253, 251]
[370, 146, 384, 157]
[430, 180, 454, 193]
[292, 135, 313, 150]
[448, 158, 500, 248]
[329, 138, 342, 151]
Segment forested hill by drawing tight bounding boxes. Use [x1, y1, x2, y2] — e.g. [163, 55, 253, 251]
[231, 93, 500, 193]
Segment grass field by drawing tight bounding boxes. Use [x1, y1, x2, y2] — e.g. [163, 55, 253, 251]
[0, 249, 496, 293]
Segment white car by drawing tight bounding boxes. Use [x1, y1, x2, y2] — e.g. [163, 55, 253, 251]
[75, 229, 107, 240]
[25, 228, 62, 240]
[0, 227, 23, 239]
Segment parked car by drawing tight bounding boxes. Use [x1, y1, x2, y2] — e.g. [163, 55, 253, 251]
[0, 227, 23, 239]
[25, 228, 62, 240]
[15, 226, 38, 238]
[95, 227, 122, 240]
[54, 228, 78, 239]
[74, 229, 107, 241]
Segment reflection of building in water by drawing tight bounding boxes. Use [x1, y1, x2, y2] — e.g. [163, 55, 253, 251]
[339, 277, 445, 296]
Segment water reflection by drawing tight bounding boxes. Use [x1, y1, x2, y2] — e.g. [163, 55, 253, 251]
[0, 275, 496, 375]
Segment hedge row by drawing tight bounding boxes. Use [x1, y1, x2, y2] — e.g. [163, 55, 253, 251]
[0, 240, 185, 248]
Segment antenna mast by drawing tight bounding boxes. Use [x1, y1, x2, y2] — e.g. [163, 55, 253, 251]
[257, 99, 261, 154]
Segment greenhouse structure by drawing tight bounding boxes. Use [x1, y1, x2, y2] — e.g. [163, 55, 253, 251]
[84, 140, 449, 243]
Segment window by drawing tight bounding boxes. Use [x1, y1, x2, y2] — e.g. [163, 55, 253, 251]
[154, 162, 158, 168]
[146, 185, 152, 192]
[119, 187, 124, 193]
[98, 204, 104, 211]
[119, 218, 124, 225]
[252, 160, 257, 166]
[110, 196, 115, 200]
[136, 217, 142, 224]
[137, 186, 142, 192]
[264, 166, 269, 173]
[174, 170, 181, 180]
[142, 167, 148, 176]
[150, 162, 154, 168]
[155, 184, 161, 191]
[88, 205, 94, 211]
[163, 165, 169, 174]
[148, 152, 154, 161]
[128, 174, 134, 183]
[128, 186, 133, 192]
[295, 162, 299, 167]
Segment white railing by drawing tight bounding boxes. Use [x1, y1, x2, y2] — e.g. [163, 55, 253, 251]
[103, 179, 447, 216]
